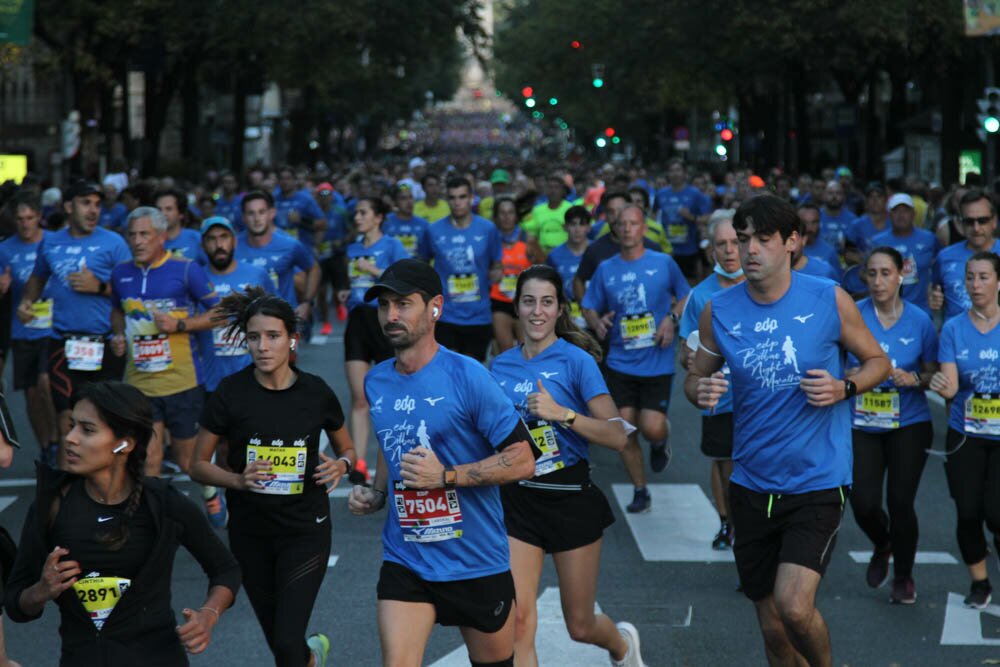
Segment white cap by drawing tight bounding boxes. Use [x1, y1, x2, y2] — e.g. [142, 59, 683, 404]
[887, 193, 914, 210]
[41, 187, 62, 207]
[408, 157, 426, 169]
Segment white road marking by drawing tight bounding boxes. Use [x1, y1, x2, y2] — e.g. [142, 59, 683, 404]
[940, 592, 1000, 645]
[848, 550, 959, 565]
[327, 556, 339, 568]
[0, 496, 15, 513]
[612, 484, 735, 562]
[310, 335, 328, 345]
[926, 390, 945, 407]
[429, 587, 608, 666]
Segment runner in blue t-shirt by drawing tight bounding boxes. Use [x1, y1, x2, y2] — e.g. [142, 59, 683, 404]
[273, 167, 326, 248]
[20, 180, 132, 450]
[653, 158, 710, 279]
[844, 183, 889, 263]
[930, 189, 1000, 319]
[819, 180, 856, 250]
[213, 172, 244, 231]
[343, 198, 409, 484]
[234, 191, 319, 322]
[582, 205, 690, 514]
[871, 194, 938, 313]
[685, 195, 890, 667]
[545, 204, 592, 330]
[315, 181, 350, 334]
[678, 209, 743, 550]
[384, 186, 430, 260]
[847, 247, 937, 605]
[489, 265, 644, 666]
[0, 197, 59, 464]
[930, 250, 1000, 611]
[424, 177, 502, 361]
[155, 189, 208, 264]
[98, 183, 128, 231]
[348, 258, 537, 667]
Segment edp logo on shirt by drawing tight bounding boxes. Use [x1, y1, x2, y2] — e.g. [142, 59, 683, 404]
[514, 380, 534, 394]
[394, 396, 416, 414]
[981, 349, 999, 362]
[754, 318, 778, 334]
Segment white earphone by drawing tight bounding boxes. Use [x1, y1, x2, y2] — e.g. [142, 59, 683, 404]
[432, 307, 440, 318]
[113, 441, 128, 454]
[898, 275, 904, 285]
[290, 341, 297, 350]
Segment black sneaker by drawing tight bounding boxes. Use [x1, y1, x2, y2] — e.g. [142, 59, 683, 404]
[649, 440, 671, 473]
[866, 545, 892, 588]
[889, 576, 916, 604]
[964, 579, 993, 610]
[626, 487, 651, 514]
[712, 522, 732, 550]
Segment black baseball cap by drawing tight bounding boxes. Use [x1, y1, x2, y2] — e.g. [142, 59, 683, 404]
[65, 180, 104, 200]
[364, 259, 442, 302]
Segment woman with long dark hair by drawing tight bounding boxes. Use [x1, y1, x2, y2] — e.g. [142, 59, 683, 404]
[191, 287, 356, 667]
[489, 264, 643, 667]
[5, 381, 240, 666]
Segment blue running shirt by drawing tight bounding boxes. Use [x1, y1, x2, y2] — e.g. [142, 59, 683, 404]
[932, 240, 1000, 320]
[711, 273, 851, 494]
[939, 313, 1000, 440]
[490, 338, 608, 475]
[581, 250, 690, 377]
[383, 213, 430, 260]
[653, 185, 709, 256]
[679, 273, 734, 415]
[234, 231, 314, 306]
[346, 235, 410, 312]
[365, 346, 521, 581]
[848, 299, 936, 432]
[165, 228, 207, 264]
[871, 227, 938, 313]
[0, 234, 55, 341]
[425, 216, 502, 326]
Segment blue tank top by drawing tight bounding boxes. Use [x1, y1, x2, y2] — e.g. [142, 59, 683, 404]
[490, 338, 609, 476]
[711, 273, 851, 494]
[939, 313, 1000, 440]
[848, 299, 936, 432]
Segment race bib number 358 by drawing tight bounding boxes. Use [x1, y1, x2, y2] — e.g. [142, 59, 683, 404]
[394, 481, 463, 542]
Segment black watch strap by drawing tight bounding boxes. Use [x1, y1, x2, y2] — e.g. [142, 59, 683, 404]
[843, 379, 857, 400]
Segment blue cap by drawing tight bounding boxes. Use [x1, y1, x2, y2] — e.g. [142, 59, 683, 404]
[200, 216, 235, 236]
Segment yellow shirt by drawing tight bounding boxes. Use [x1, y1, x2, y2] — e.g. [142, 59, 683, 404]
[414, 199, 450, 222]
[596, 217, 673, 254]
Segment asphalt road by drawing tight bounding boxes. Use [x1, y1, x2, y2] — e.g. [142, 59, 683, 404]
[3, 323, 1000, 666]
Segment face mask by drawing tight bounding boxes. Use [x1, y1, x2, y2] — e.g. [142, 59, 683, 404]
[714, 262, 744, 280]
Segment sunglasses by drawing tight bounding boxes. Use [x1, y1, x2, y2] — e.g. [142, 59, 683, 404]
[962, 216, 994, 227]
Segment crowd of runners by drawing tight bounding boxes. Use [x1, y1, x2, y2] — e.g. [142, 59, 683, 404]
[0, 147, 996, 667]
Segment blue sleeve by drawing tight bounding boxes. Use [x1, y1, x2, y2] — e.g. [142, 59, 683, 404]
[392, 239, 409, 264]
[0, 246, 10, 272]
[576, 352, 610, 403]
[931, 256, 942, 286]
[464, 362, 520, 449]
[112, 236, 132, 265]
[186, 261, 220, 308]
[668, 258, 691, 300]
[938, 321, 955, 364]
[304, 195, 325, 222]
[921, 316, 938, 364]
[31, 239, 51, 280]
[580, 264, 606, 311]
[697, 191, 711, 216]
[678, 289, 702, 339]
[489, 225, 502, 265]
[110, 267, 123, 305]
[292, 239, 315, 271]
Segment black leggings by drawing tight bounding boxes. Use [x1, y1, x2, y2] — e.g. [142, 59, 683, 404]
[850, 421, 931, 578]
[943, 428, 1000, 565]
[229, 528, 331, 667]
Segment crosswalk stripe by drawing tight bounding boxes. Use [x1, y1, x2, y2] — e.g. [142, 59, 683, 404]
[848, 550, 958, 565]
[612, 484, 735, 562]
[940, 592, 1000, 645]
[327, 556, 339, 568]
[429, 587, 608, 666]
[0, 496, 15, 514]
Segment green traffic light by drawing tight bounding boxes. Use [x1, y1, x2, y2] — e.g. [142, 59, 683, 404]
[592, 78, 604, 88]
[612, 136, 621, 144]
[596, 137, 608, 147]
[986, 116, 1000, 133]
[549, 97, 558, 106]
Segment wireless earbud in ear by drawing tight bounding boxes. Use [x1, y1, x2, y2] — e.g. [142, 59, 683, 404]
[113, 441, 128, 454]
[290, 341, 297, 350]
[898, 276, 904, 285]
[432, 307, 440, 318]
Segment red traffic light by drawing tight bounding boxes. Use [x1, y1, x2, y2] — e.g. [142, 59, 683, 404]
[720, 128, 734, 141]
[521, 86, 534, 98]
[604, 127, 616, 137]
[570, 40, 582, 49]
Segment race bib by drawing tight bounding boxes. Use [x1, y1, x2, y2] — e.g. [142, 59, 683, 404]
[853, 388, 900, 429]
[620, 312, 656, 350]
[398, 234, 418, 256]
[569, 301, 586, 329]
[393, 481, 463, 542]
[528, 419, 564, 476]
[667, 224, 689, 244]
[212, 326, 247, 357]
[901, 255, 918, 286]
[74, 576, 131, 630]
[131, 334, 173, 373]
[26, 299, 53, 329]
[65, 335, 104, 371]
[247, 444, 308, 495]
[447, 273, 480, 303]
[285, 227, 299, 239]
[317, 241, 333, 259]
[350, 256, 376, 289]
[269, 269, 280, 291]
[500, 274, 518, 300]
[965, 392, 1000, 436]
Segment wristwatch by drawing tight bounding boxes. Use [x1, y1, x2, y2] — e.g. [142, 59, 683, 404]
[843, 379, 857, 401]
[338, 456, 352, 475]
[562, 409, 577, 426]
[442, 467, 458, 488]
[176, 319, 187, 333]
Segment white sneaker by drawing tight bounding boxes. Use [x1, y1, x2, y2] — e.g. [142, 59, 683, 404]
[612, 621, 645, 667]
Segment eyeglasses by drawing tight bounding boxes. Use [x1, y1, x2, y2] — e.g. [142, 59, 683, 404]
[962, 216, 994, 227]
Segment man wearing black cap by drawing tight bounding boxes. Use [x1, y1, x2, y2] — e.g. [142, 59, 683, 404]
[349, 258, 538, 667]
[17, 180, 131, 456]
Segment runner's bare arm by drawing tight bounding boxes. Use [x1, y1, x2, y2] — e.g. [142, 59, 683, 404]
[835, 286, 892, 395]
[683, 302, 726, 408]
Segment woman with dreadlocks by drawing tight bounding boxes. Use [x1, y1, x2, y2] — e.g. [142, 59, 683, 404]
[190, 287, 356, 667]
[4, 381, 241, 666]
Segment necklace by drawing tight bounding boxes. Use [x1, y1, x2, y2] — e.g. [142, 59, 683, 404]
[971, 307, 1000, 326]
[874, 297, 900, 326]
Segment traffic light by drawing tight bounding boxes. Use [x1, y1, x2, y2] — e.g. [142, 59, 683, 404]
[525, 98, 536, 108]
[595, 137, 608, 148]
[976, 87, 1000, 141]
[570, 40, 582, 49]
[549, 97, 558, 106]
[521, 86, 534, 98]
[591, 64, 605, 88]
[604, 127, 615, 137]
[720, 128, 734, 141]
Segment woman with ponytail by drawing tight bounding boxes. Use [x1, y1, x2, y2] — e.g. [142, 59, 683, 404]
[488, 265, 644, 667]
[191, 287, 355, 667]
[4, 381, 240, 666]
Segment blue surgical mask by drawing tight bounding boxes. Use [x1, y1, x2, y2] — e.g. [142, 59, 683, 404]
[714, 263, 744, 280]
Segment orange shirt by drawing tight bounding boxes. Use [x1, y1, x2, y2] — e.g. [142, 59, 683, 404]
[490, 240, 531, 303]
